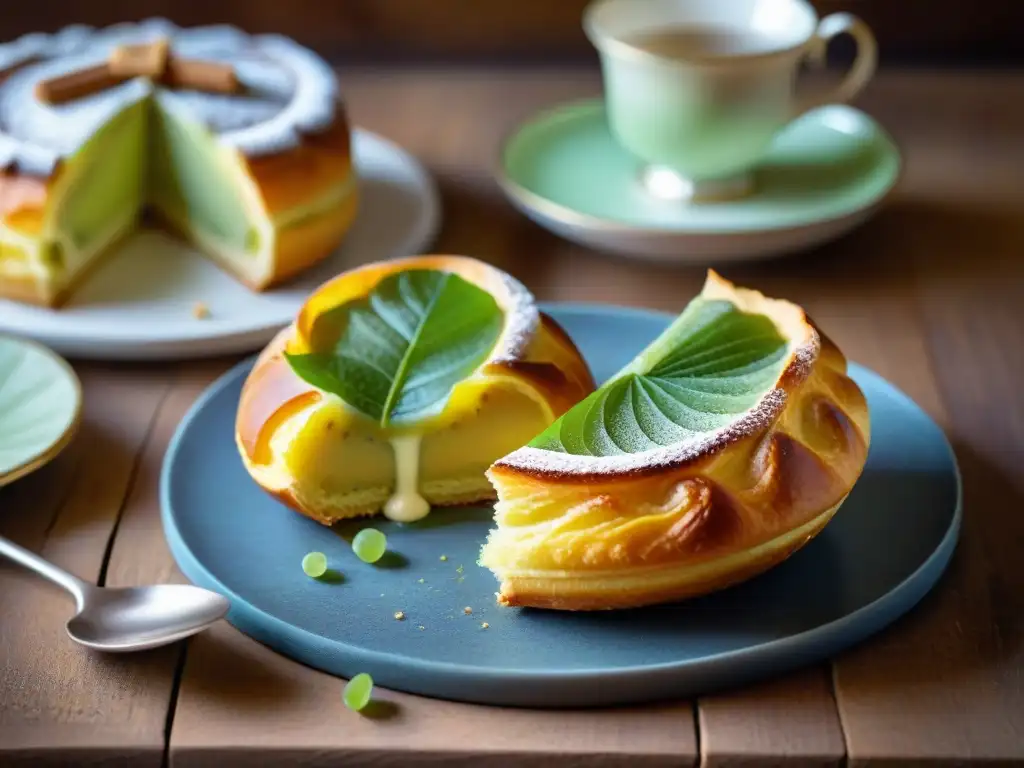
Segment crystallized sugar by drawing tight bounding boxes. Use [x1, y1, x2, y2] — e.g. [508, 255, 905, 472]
[497, 330, 821, 477]
[0, 19, 339, 176]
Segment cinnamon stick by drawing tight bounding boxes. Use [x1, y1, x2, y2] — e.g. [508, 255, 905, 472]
[163, 57, 239, 95]
[34, 63, 126, 105]
[109, 38, 170, 79]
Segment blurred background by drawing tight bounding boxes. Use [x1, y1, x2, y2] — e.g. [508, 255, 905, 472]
[4, 0, 1024, 66]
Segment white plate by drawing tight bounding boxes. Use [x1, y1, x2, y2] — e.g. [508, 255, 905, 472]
[0, 130, 441, 361]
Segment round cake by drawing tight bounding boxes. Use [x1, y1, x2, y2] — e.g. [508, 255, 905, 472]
[0, 19, 358, 307]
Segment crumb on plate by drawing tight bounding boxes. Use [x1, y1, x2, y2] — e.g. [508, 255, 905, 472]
[192, 301, 211, 319]
[394, 611, 405, 621]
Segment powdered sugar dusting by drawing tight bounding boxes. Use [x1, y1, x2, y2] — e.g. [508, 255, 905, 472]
[0, 20, 339, 177]
[496, 331, 821, 478]
[489, 268, 540, 363]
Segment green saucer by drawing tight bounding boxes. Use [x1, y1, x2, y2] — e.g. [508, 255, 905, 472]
[497, 99, 901, 262]
[0, 336, 81, 487]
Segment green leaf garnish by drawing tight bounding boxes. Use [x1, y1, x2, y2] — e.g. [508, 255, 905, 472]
[285, 269, 503, 427]
[528, 298, 789, 456]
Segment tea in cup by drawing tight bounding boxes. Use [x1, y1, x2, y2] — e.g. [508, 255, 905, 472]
[583, 0, 877, 202]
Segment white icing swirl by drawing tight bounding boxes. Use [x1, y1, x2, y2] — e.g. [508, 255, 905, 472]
[0, 19, 339, 177]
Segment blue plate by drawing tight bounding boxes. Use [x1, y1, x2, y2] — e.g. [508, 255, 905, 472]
[162, 304, 961, 707]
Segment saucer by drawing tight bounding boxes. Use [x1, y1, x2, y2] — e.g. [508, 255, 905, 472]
[0, 335, 81, 488]
[496, 99, 901, 263]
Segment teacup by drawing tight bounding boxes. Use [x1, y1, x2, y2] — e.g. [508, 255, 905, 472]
[583, 0, 877, 202]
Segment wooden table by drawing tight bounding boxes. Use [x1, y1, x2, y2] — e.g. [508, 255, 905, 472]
[2, 66, 1022, 767]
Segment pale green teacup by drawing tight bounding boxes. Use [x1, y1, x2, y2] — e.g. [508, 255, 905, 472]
[584, 0, 877, 202]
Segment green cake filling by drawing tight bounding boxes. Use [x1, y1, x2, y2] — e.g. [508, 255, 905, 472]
[148, 103, 256, 252]
[51, 98, 265, 266]
[57, 100, 148, 251]
[43, 95, 351, 277]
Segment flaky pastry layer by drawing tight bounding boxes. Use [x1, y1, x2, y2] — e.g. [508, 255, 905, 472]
[481, 275, 871, 610]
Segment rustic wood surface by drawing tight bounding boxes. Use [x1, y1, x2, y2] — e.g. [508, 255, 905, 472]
[1, 66, 1022, 767]
[2, 1, 1024, 64]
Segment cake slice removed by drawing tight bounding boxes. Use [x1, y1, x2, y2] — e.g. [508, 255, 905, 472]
[0, 95, 148, 306]
[236, 255, 595, 524]
[149, 96, 358, 291]
[480, 271, 871, 610]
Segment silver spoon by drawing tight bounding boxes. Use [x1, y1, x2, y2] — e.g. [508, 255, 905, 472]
[0, 534, 229, 652]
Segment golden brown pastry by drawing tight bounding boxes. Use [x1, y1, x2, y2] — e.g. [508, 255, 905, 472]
[0, 20, 357, 306]
[480, 271, 870, 610]
[236, 255, 596, 525]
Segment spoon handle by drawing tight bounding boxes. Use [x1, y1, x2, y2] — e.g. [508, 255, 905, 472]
[0, 535, 89, 609]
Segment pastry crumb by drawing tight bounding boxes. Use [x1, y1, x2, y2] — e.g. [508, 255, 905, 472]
[394, 611, 406, 621]
[417, 625, 425, 631]
[481, 622, 490, 629]
[417, 578, 425, 584]
[439, 555, 448, 562]
[191, 301, 211, 319]
[463, 606, 473, 615]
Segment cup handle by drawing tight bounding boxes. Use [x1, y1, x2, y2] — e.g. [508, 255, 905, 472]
[793, 13, 877, 119]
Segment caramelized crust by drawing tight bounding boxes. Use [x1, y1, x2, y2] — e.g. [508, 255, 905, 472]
[0, 171, 51, 221]
[481, 275, 871, 610]
[243, 109, 354, 218]
[258, 186, 359, 289]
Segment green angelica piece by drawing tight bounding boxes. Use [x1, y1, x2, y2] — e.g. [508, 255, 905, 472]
[352, 528, 387, 564]
[343, 672, 374, 711]
[301, 551, 328, 578]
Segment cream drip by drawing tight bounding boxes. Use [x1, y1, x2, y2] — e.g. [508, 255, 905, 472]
[384, 435, 430, 523]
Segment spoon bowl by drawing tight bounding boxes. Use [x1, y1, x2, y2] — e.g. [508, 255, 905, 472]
[0, 534, 229, 652]
[66, 584, 230, 652]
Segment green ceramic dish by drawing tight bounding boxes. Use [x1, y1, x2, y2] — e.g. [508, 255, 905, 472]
[0, 336, 82, 487]
[496, 99, 902, 262]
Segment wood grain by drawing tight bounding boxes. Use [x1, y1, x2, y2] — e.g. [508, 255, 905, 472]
[829, 72, 1024, 767]
[0, 364, 174, 766]
[698, 668, 845, 768]
[171, 622, 696, 768]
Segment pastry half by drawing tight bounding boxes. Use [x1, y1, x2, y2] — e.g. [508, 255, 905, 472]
[236, 255, 596, 525]
[480, 271, 871, 610]
[0, 20, 357, 306]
